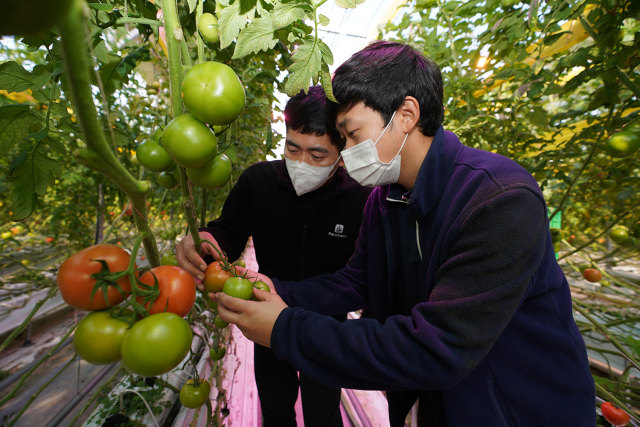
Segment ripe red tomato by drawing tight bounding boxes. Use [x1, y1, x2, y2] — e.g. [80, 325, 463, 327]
[223, 277, 253, 300]
[162, 114, 218, 168]
[180, 379, 211, 408]
[186, 154, 232, 190]
[57, 245, 136, 311]
[198, 13, 219, 43]
[137, 266, 196, 318]
[601, 402, 630, 426]
[182, 62, 246, 126]
[121, 312, 193, 377]
[209, 345, 226, 360]
[583, 268, 602, 283]
[203, 262, 236, 293]
[46, 237, 54, 243]
[73, 311, 129, 365]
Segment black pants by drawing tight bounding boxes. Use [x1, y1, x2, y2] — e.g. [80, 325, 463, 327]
[254, 343, 343, 427]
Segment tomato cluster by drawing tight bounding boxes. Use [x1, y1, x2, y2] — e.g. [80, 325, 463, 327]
[58, 245, 196, 377]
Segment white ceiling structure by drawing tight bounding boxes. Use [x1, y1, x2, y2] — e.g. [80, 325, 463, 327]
[269, 0, 408, 158]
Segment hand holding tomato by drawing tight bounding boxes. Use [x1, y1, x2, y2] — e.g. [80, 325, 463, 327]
[233, 267, 276, 293]
[216, 289, 288, 347]
[176, 231, 223, 281]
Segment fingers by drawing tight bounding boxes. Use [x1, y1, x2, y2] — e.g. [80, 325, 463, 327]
[253, 288, 270, 301]
[176, 235, 205, 279]
[199, 232, 223, 261]
[217, 293, 251, 324]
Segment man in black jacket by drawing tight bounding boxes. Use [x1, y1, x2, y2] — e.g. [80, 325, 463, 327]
[176, 86, 372, 427]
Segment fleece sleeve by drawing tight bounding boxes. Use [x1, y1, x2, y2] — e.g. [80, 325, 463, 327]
[199, 170, 252, 262]
[270, 188, 547, 391]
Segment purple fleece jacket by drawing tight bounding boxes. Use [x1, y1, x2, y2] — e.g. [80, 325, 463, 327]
[270, 126, 596, 426]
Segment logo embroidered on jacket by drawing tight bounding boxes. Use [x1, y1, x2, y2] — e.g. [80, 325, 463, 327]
[334, 224, 344, 234]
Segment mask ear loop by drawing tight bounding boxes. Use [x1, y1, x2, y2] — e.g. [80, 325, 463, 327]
[327, 153, 342, 179]
[374, 110, 398, 146]
[395, 132, 409, 157]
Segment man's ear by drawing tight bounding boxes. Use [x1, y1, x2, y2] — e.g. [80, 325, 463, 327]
[399, 96, 420, 134]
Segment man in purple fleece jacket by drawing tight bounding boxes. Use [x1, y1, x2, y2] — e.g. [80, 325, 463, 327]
[217, 41, 596, 426]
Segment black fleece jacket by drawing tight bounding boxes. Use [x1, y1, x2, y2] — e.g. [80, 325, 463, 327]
[200, 160, 372, 283]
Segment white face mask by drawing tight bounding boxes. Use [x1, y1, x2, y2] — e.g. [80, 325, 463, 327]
[285, 156, 340, 196]
[341, 110, 408, 187]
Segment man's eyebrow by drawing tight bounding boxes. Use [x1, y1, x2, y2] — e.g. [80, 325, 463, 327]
[337, 117, 351, 129]
[285, 139, 300, 148]
[285, 139, 329, 154]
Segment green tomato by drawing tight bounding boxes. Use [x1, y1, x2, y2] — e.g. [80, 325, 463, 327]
[252, 280, 270, 301]
[0, 0, 73, 36]
[220, 144, 237, 164]
[161, 253, 179, 266]
[214, 314, 228, 329]
[1, 231, 12, 240]
[198, 13, 219, 43]
[222, 277, 253, 300]
[137, 140, 174, 172]
[73, 311, 129, 365]
[158, 171, 178, 189]
[209, 345, 226, 361]
[180, 379, 211, 408]
[162, 114, 218, 168]
[605, 131, 640, 158]
[121, 313, 193, 377]
[600, 179, 617, 190]
[610, 228, 629, 244]
[182, 62, 246, 126]
[153, 126, 165, 142]
[206, 299, 218, 310]
[186, 154, 232, 190]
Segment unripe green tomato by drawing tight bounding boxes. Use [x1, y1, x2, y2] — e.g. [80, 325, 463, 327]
[214, 315, 228, 328]
[186, 154, 232, 190]
[198, 13, 219, 43]
[605, 131, 640, 158]
[73, 311, 129, 365]
[179, 379, 210, 409]
[210, 345, 226, 360]
[147, 88, 158, 95]
[1, 231, 12, 240]
[21, 259, 31, 266]
[182, 62, 246, 126]
[220, 145, 237, 164]
[158, 171, 178, 189]
[610, 228, 629, 244]
[162, 114, 218, 168]
[137, 140, 174, 172]
[153, 126, 165, 142]
[152, 81, 161, 89]
[223, 277, 254, 300]
[252, 280, 270, 301]
[161, 253, 179, 266]
[173, 165, 181, 184]
[207, 299, 218, 310]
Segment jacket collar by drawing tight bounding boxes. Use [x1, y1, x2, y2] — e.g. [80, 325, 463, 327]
[384, 126, 462, 219]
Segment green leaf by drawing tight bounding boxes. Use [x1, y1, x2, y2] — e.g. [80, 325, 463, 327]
[542, 31, 569, 46]
[44, 137, 67, 155]
[318, 14, 330, 26]
[264, 122, 273, 153]
[187, 0, 197, 13]
[557, 48, 590, 69]
[233, 16, 278, 58]
[271, 1, 311, 29]
[0, 61, 49, 94]
[318, 39, 333, 66]
[0, 105, 42, 156]
[117, 47, 151, 77]
[92, 39, 112, 64]
[284, 37, 322, 95]
[19, 32, 58, 51]
[218, 0, 257, 49]
[334, 0, 366, 9]
[93, 54, 128, 96]
[88, 3, 114, 11]
[7, 150, 62, 221]
[529, 106, 549, 128]
[320, 61, 336, 103]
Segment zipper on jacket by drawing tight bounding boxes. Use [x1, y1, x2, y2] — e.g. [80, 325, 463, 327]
[386, 197, 423, 261]
[300, 224, 308, 280]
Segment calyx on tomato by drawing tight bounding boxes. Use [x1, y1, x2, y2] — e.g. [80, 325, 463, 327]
[137, 266, 196, 318]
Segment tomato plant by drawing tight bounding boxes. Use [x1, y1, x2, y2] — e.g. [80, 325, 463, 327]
[209, 345, 226, 360]
[223, 277, 253, 300]
[203, 261, 236, 293]
[601, 402, 630, 426]
[0, 0, 73, 36]
[162, 114, 218, 168]
[137, 266, 196, 318]
[57, 245, 136, 311]
[179, 379, 211, 408]
[182, 62, 246, 126]
[73, 311, 129, 365]
[186, 154, 232, 190]
[136, 140, 174, 172]
[121, 312, 193, 377]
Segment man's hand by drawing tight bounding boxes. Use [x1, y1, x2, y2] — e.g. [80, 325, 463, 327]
[216, 289, 288, 347]
[234, 268, 276, 293]
[176, 231, 223, 281]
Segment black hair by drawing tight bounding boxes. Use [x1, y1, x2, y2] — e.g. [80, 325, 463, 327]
[284, 85, 344, 149]
[327, 41, 444, 137]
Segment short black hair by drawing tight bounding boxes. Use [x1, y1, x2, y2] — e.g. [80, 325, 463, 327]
[284, 85, 344, 149]
[327, 41, 444, 137]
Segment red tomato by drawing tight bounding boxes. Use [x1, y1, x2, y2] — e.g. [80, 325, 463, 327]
[583, 268, 602, 283]
[137, 266, 196, 317]
[57, 245, 137, 311]
[46, 237, 54, 243]
[601, 402, 630, 426]
[203, 261, 236, 293]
